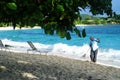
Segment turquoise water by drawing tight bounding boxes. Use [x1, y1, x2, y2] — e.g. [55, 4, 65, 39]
[85, 24, 120, 50]
[0, 24, 120, 50]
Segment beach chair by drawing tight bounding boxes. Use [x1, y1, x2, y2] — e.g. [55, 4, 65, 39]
[27, 41, 41, 54]
[0, 40, 5, 50]
[0, 40, 9, 51]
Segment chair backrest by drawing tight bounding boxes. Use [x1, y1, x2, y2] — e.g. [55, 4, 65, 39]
[0, 40, 4, 47]
[27, 41, 37, 50]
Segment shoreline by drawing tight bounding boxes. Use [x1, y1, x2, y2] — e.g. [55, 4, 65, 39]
[0, 24, 120, 31]
[2, 47, 120, 69]
[76, 24, 120, 27]
[58, 55, 120, 69]
[0, 26, 41, 31]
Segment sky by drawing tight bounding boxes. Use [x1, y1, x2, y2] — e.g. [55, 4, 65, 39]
[80, 0, 120, 15]
[112, 0, 120, 14]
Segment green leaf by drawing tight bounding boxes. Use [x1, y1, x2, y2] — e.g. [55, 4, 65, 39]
[45, 29, 54, 35]
[52, 0, 55, 6]
[60, 15, 64, 20]
[57, 30, 66, 38]
[49, 30, 54, 35]
[82, 29, 86, 38]
[13, 0, 16, 2]
[74, 28, 81, 37]
[57, 4, 64, 12]
[6, 2, 17, 10]
[45, 29, 49, 34]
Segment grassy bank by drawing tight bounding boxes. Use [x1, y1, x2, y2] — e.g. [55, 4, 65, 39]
[0, 51, 120, 80]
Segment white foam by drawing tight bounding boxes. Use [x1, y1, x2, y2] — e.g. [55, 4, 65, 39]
[1, 39, 120, 68]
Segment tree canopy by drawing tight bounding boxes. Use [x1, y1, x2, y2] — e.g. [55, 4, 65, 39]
[0, 0, 112, 40]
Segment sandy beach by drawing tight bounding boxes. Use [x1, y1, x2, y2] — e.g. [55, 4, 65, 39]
[0, 26, 41, 30]
[0, 50, 120, 80]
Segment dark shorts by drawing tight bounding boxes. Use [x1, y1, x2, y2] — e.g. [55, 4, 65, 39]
[90, 49, 98, 62]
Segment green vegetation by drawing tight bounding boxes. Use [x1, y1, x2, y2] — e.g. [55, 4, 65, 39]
[107, 14, 120, 24]
[74, 14, 120, 25]
[74, 14, 107, 25]
[0, 23, 8, 27]
[0, 0, 112, 40]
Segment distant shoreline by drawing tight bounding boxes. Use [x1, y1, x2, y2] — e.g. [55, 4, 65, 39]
[0, 24, 120, 31]
[76, 24, 120, 27]
[0, 26, 41, 31]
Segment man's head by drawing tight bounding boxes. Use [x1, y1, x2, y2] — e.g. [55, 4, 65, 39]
[90, 36, 94, 41]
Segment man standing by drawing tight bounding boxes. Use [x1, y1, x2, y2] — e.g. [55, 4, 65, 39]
[89, 36, 100, 62]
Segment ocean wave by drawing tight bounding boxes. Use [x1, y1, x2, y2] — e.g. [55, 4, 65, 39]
[1, 39, 120, 61]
